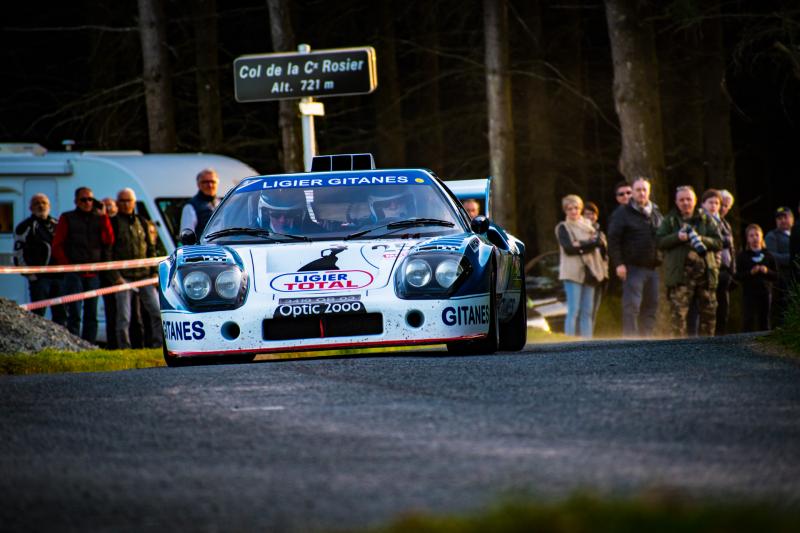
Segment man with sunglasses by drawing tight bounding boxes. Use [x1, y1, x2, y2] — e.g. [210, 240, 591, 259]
[53, 187, 114, 343]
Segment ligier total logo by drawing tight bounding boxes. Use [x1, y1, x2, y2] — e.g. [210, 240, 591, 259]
[270, 270, 374, 292]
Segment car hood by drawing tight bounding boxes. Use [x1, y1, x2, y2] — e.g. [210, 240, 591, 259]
[236, 233, 476, 295]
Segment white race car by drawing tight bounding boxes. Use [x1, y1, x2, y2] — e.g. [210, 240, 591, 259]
[158, 154, 526, 366]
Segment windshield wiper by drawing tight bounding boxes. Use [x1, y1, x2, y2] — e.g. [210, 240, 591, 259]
[205, 227, 311, 242]
[344, 218, 455, 240]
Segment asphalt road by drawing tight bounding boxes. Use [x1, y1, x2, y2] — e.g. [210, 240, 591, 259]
[2, 334, 799, 532]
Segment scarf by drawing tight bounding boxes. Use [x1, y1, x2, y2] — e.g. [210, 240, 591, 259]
[562, 217, 608, 283]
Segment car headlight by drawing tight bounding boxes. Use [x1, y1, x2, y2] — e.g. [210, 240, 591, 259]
[395, 253, 472, 299]
[183, 271, 211, 300]
[405, 259, 432, 288]
[435, 259, 463, 288]
[215, 269, 242, 299]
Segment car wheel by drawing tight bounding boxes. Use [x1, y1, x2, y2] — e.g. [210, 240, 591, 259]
[447, 265, 499, 355]
[499, 274, 527, 351]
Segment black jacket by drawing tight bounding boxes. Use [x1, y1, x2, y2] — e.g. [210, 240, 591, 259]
[13, 214, 58, 278]
[607, 201, 663, 269]
[735, 249, 778, 297]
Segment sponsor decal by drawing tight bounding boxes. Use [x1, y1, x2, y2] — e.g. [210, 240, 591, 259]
[270, 269, 374, 292]
[235, 173, 431, 194]
[274, 299, 365, 318]
[442, 305, 490, 326]
[299, 245, 347, 271]
[360, 243, 405, 268]
[163, 320, 205, 341]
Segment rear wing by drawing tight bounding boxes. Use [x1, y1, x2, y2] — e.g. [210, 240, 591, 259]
[443, 177, 492, 218]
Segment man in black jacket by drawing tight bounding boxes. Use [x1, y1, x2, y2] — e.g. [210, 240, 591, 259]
[52, 187, 114, 343]
[109, 188, 163, 349]
[607, 177, 664, 337]
[13, 193, 66, 324]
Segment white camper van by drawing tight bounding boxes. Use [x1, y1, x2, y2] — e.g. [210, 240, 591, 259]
[0, 143, 258, 309]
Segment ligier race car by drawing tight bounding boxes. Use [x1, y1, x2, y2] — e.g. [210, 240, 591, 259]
[158, 154, 526, 366]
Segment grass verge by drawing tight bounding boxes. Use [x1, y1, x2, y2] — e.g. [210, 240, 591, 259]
[762, 282, 800, 356]
[0, 327, 570, 375]
[366, 494, 800, 533]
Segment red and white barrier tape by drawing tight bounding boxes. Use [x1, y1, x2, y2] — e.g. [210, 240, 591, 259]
[20, 277, 159, 311]
[0, 256, 167, 275]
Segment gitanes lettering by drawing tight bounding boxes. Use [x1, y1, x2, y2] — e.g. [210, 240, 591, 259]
[442, 305, 490, 326]
[163, 320, 206, 341]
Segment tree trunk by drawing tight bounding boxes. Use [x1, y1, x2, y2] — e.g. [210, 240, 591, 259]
[514, 0, 557, 255]
[414, 2, 443, 172]
[604, 0, 666, 209]
[267, 0, 303, 172]
[701, 5, 736, 194]
[484, 0, 517, 233]
[658, 25, 706, 195]
[192, 0, 223, 153]
[374, 0, 406, 168]
[137, 0, 176, 152]
[548, 7, 588, 197]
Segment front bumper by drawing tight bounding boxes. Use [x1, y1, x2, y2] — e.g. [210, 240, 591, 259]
[162, 292, 491, 357]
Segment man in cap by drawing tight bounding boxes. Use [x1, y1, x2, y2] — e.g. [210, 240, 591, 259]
[766, 206, 794, 327]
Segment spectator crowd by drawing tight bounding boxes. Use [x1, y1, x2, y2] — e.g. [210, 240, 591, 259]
[554, 177, 800, 338]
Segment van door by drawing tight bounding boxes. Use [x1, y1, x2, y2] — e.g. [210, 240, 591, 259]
[0, 188, 28, 304]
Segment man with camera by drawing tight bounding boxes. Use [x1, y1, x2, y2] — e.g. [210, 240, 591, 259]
[657, 185, 723, 337]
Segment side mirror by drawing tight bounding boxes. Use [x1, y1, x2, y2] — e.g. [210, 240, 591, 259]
[470, 215, 490, 234]
[179, 228, 197, 246]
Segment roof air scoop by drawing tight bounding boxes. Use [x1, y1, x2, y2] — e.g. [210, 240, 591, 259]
[310, 153, 376, 172]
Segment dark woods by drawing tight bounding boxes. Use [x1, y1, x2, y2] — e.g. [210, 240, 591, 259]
[1, 0, 798, 256]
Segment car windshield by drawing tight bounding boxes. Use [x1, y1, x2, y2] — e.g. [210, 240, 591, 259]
[202, 170, 467, 242]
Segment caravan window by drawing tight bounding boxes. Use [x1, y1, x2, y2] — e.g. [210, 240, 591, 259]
[0, 202, 13, 234]
[155, 197, 189, 243]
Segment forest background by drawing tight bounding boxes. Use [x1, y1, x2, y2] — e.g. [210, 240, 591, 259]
[1, 0, 799, 258]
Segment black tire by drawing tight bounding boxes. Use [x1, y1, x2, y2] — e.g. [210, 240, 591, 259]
[447, 266, 499, 355]
[499, 275, 527, 351]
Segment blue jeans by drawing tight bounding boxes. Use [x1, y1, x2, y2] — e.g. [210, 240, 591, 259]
[564, 280, 595, 338]
[621, 265, 659, 337]
[63, 273, 101, 343]
[28, 276, 67, 325]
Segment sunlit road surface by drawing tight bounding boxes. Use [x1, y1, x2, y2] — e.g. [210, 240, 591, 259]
[1, 334, 799, 532]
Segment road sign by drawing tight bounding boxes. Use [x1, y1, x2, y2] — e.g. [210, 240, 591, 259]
[233, 46, 377, 102]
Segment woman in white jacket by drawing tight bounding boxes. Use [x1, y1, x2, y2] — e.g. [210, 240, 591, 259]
[555, 195, 608, 337]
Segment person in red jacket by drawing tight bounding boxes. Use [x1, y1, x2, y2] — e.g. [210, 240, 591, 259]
[52, 187, 114, 343]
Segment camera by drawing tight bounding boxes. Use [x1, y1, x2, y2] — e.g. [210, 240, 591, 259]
[681, 224, 707, 257]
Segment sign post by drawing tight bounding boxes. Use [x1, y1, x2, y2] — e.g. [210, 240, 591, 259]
[233, 45, 377, 171]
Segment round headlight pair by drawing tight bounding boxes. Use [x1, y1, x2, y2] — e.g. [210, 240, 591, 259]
[183, 269, 241, 300]
[404, 258, 463, 289]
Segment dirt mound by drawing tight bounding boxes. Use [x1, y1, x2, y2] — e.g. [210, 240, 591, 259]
[0, 297, 96, 354]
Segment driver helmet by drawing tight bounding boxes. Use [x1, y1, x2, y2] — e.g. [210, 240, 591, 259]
[368, 188, 416, 222]
[258, 189, 307, 231]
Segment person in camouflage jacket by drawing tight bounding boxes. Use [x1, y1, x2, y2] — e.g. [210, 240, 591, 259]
[657, 186, 723, 337]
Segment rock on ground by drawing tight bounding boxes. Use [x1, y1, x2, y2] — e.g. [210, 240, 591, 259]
[0, 297, 95, 354]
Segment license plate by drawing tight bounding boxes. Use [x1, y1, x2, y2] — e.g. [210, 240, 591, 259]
[273, 296, 365, 318]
